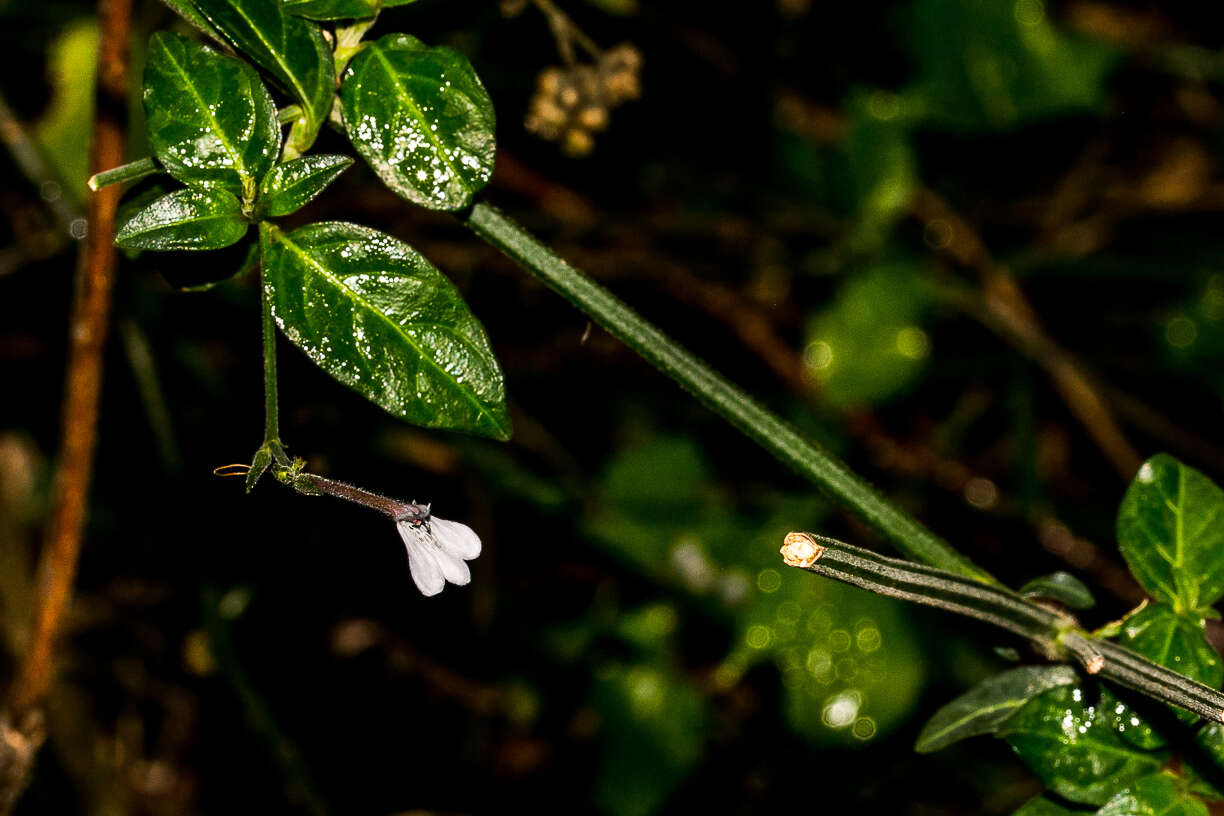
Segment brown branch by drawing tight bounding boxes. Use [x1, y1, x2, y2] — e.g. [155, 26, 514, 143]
[0, 0, 131, 807]
[914, 187, 1143, 480]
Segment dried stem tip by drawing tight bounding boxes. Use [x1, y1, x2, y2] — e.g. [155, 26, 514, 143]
[781, 532, 825, 568]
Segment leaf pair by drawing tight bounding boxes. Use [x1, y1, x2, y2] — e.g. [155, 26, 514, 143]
[118, 33, 351, 251]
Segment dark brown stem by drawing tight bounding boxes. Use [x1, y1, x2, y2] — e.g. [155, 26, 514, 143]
[0, 0, 131, 807]
[297, 473, 419, 519]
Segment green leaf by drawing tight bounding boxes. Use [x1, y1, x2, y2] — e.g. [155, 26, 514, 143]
[1183, 722, 1224, 799]
[1000, 685, 1166, 805]
[1116, 603, 1223, 721]
[258, 154, 353, 216]
[1020, 572, 1096, 610]
[1096, 773, 1208, 816]
[193, 0, 336, 156]
[1012, 796, 1078, 816]
[144, 32, 280, 197]
[260, 222, 510, 438]
[157, 0, 230, 46]
[803, 263, 932, 409]
[34, 20, 98, 198]
[340, 33, 496, 211]
[115, 188, 248, 251]
[1118, 454, 1224, 614]
[592, 663, 707, 816]
[282, 0, 378, 19]
[900, 0, 1118, 130]
[916, 665, 1078, 753]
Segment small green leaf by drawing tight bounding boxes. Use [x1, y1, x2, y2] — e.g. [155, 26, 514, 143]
[915, 665, 1077, 753]
[260, 222, 510, 438]
[245, 444, 273, 492]
[282, 0, 378, 20]
[157, 0, 230, 47]
[1011, 796, 1077, 816]
[116, 188, 248, 251]
[340, 33, 496, 211]
[194, 0, 336, 156]
[1096, 773, 1208, 816]
[1184, 723, 1224, 799]
[143, 32, 279, 197]
[1116, 603, 1223, 720]
[1118, 454, 1224, 614]
[1020, 572, 1096, 610]
[1000, 685, 1166, 805]
[258, 154, 353, 216]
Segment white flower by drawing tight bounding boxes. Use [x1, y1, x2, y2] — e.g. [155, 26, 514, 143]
[396, 511, 482, 597]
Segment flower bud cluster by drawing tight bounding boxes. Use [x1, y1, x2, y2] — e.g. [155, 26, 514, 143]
[525, 44, 642, 156]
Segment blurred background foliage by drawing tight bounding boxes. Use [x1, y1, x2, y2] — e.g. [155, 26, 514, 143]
[3, 0, 1224, 813]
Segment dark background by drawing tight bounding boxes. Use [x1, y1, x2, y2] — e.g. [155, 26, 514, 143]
[3, 0, 1224, 813]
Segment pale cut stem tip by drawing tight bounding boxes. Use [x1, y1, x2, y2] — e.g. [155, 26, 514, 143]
[781, 531, 825, 568]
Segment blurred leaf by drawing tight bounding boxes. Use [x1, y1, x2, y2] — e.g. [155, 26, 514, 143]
[844, 91, 916, 251]
[143, 32, 279, 196]
[1020, 572, 1095, 610]
[1117, 454, 1224, 614]
[915, 665, 1078, 753]
[587, 437, 927, 744]
[1183, 722, 1224, 799]
[592, 663, 706, 816]
[260, 222, 510, 438]
[258, 154, 353, 216]
[1012, 796, 1078, 815]
[1096, 773, 1207, 816]
[282, 0, 378, 20]
[804, 262, 932, 409]
[1000, 685, 1165, 805]
[34, 19, 98, 197]
[194, 0, 335, 155]
[340, 33, 496, 211]
[901, 0, 1117, 130]
[116, 187, 248, 250]
[614, 603, 678, 657]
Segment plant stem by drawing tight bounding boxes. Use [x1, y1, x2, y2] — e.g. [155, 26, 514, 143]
[0, 0, 132, 808]
[464, 202, 992, 583]
[258, 226, 280, 447]
[87, 157, 159, 191]
[781, 532, 1224, 723]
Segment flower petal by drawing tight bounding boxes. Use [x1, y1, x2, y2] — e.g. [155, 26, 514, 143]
[431, 517, 481, 560]
[400, 522, 445, 596]
[433, 546, 471, 586]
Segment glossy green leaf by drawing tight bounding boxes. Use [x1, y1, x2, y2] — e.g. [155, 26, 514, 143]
[158, 0, 230, 46]
[260, 222, 509, 438]
[1000, 685, 1165, 805]
[1020, 572, 1096, 610]
[115, 188, 248, 251]
[194, 0, 336, 155]
[1096, 773, 1208, 816]
[340, 33, 496, 211]
[143, 32, 279, 197]
[282, 0, 378, 19]
[1116, 603, 1223, 720]
[1118, 454, 1224, 614]
[258, 154, 353, 216]
[915, 665, 1078, 753]
[1012, 796, 1077, 816]
[803, 263, 932, 409]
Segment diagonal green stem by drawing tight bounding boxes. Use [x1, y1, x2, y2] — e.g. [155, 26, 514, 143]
[782, 532, 1224, 723]
[464, 201, 993, 583]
